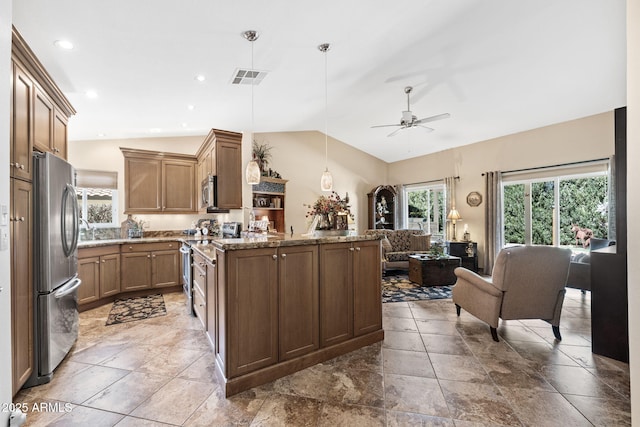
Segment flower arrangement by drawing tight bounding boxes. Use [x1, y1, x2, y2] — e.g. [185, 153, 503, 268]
[305, 191, 352, 218]
[305, 192, 353, 230]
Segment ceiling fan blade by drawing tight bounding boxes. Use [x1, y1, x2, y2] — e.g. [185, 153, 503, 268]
[414, 113, 451, 125]
[416, 125, 435, 133]
[371, 124, 401, 128]
[387, 127, 405, 137]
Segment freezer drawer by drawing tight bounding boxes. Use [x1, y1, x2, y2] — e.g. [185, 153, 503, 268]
[37, 277, 81, 377]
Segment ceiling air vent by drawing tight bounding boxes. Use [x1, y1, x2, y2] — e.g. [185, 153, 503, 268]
[231, 68, 268, 85]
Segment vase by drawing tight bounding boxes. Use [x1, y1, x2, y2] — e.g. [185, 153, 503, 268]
[317, 213, 334, 230]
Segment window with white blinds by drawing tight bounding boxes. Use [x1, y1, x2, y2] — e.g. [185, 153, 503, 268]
[75, 169, 119, 228]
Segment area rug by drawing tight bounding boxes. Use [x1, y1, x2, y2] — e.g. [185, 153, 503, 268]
[105, 294, 167, 325]
[382, 273, 452, 303]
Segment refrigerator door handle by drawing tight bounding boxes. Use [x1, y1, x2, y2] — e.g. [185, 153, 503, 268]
[54, 277, 82, 299]
[61, 184, 79, 257]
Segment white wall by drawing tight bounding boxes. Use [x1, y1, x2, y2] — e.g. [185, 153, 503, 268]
[1, 1, 13, 422]
[68, 135, 244, 231]
[70, 130, 388, 235]
[626, 0, 639, 422]
[252, 131, 388, 234]
[388, 112, 614, 266]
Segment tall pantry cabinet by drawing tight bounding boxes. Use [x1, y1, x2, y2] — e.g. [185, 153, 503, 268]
[9, 27, 76, 395]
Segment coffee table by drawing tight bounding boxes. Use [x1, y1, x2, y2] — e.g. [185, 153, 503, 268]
[408, 254, 461, 286]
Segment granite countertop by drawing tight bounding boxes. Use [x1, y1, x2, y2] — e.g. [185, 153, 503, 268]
[78, 233, 380, 258]
[188, 232, 380, 263]
[190, 240, 217, 260]
[77, 236, 185, 249]
[209, 232, 379, 250]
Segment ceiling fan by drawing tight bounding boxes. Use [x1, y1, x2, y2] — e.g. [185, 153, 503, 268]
[371, 86, 450, 137]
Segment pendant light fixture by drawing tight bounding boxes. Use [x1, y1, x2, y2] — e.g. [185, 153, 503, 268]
[244, 30, 261, 185]
[318, 43, 333, 191]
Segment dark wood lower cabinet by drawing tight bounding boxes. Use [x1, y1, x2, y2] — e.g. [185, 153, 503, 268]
[226, 247, 279, 378]
[213, 239, 383, 397]
[353, 240, 383, 336]
[319, 243, 353, 347]
[79, 242, 178, 311]
[279, 245, 319, 361]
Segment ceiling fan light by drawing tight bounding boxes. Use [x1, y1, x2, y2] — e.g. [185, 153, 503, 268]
[320, 169, 333, 192]
[245, 159, 261, 185]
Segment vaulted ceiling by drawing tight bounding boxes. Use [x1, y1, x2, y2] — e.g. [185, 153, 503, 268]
[12, 0, 626, 162]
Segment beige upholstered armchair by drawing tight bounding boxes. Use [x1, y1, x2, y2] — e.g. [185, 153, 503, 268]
[452, 245, 572, 342]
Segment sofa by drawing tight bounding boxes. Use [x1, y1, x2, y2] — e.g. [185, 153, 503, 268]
[364, 229, 432, 273]
[566, 238, 615, 292]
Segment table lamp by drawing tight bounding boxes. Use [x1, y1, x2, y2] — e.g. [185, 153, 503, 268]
[447, 208, 462, 241]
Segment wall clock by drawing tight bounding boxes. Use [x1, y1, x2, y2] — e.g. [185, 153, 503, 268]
[466, 191, 483, 207]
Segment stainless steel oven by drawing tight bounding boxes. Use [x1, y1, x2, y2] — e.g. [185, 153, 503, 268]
[179, 243, 194, 315]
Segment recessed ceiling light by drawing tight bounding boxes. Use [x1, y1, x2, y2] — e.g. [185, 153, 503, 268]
[195, 74, 205, 82]
[54, 39, 74, 50]
[85, 90, 98, 99]
[149, 128, 162, 133]
[187, 105, 195, 110]
[97, 133, 106, 137]
[181, 123, 188, 128]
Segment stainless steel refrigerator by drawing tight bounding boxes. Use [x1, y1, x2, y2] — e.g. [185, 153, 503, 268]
[25, 152, 82, 387]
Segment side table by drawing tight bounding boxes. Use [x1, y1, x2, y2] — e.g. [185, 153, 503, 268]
[408, 254, 461, 287]
[446, 241, 478, 273]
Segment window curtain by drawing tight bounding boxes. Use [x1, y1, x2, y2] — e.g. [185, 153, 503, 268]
[395, 184, 406, 229]
[483, 171, 502, 275]
[608, 155, 616, 241]
[444, 176, 456, 241]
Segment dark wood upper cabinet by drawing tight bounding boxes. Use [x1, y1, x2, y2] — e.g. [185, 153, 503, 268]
[121, 148, 197, 214]
[195, 129, 243, 210]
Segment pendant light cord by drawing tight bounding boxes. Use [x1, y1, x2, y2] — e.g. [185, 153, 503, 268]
[324, 48, 328, 171]
[251, 39, 255, 142]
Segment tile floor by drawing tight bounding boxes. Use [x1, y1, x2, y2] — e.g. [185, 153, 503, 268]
[14, 289, 630, 426]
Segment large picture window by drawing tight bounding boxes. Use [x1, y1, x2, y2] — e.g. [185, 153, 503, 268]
[502, 162, 609, 249]
[402, 183, 446, 239]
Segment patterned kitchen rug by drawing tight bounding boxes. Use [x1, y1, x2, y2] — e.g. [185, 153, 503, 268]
[382, 273, 453, 303]
[105, 294, 167, 325]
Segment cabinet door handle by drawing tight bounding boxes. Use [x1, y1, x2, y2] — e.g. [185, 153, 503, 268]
[355, 247, 361, 251]
[18, 217, 24, 222]
[152, 254, 156, 258]
[102, 260, 106, 263]
[349, 247, 355, 252]
[272, 254, 278, 260]
[281, 253, 287, 258]
[19, 164, 25, 170]
[147, 255, 151, 258]
[95, 260, 100, 264]
[168, 244, 173, 248]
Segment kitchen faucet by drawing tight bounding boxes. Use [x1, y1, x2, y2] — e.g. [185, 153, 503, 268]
[79, 218, 96, 240]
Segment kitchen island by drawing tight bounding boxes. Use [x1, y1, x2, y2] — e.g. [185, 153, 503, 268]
[192, 233, 383, 397]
